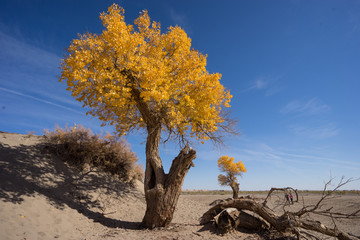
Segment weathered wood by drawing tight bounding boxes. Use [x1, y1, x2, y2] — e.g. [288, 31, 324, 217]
[201, 197, 358, 240]
[141, 132, 196, 228]
[230, 182, 239, 199]
[213, 208, 239, 233]
[213, 208, 269, 233]
[201, 197, 284, 232]
[121, 70, 199, 229]
[298, 219, 358, 240]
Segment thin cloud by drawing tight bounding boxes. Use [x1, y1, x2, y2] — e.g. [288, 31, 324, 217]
[242, 75, 282, 96]
[228, 140, 359, 170]
[277, 151, 360, 169]
[0, 87, 83, 114]
[0, 31, 59, 72]
[194, 138, 360, 190]
[281, 98, 330, 115]
[0, 30, 83, 111]
[246, 78, 269, 91]
[289, 123, 340, 139]
[169, 9, 192, 34]
[170, 9, 187, 27]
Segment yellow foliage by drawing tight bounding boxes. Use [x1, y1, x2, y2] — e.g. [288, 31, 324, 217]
[218, 155, 247, 174]
[60, 4, 232, 142]
[217, 155, 246, 187]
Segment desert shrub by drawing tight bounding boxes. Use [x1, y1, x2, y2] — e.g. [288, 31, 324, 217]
[44, 124, 144, 183]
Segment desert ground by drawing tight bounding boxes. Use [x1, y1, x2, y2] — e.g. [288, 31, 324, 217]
[1, 132, 359, 240]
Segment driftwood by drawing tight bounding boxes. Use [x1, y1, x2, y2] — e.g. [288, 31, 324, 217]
[212, 207, 269, 233]
[200, 177, 360, 240]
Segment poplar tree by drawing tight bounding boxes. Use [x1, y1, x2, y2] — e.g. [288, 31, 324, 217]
[60, 4, 235, 228]
[218, 156, 246, 198]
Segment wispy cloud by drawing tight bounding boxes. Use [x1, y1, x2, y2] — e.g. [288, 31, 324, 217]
[281, 98, 330, 115]
[0, 30, 83, 110]
[289, 123, 340, 139]
[170, 9, 188, 27]
[249, 78, 269, 90]
[0, 87, 83, 114]
[229, 139, 358, 170]
[0, 31, 59, 72]
[0, 29, 93, 134]
[169, 9, 193, 34]
[348, 9, 360, 35]
[243, 75, 281, 96]
[192, 137, 360, 190]
[280, 98, 339, 139]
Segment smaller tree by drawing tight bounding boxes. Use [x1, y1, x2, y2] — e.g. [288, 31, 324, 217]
[217, 156, 246, 198]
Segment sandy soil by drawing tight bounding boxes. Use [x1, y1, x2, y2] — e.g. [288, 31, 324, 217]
[1, 132, 359, 240]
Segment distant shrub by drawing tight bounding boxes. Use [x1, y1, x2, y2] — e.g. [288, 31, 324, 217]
[44, 124, 144, 183]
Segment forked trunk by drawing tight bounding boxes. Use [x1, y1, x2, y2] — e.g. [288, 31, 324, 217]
[141, 126, 196, 228]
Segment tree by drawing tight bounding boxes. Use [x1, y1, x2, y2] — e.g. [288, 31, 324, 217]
[60, 4, 235, 228]
[217, 156, 246, 198]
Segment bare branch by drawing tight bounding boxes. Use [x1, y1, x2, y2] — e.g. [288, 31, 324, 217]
[263, 187, 299, 207]
[201, 177, 360, 240]
[296, 177, 357, 218]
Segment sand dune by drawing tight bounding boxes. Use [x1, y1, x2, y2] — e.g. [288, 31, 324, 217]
[1, 132, 359, 239]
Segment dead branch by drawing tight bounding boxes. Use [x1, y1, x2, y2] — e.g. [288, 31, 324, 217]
[200, 178, 360, 240]
[201, 198, 358, 240]
[295, 177, 355, 218]
[263, 187, 299, 206]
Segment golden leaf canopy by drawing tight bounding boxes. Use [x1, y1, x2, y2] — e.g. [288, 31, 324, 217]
[218, 155, 247, 174]
[60, 4, 232, 142]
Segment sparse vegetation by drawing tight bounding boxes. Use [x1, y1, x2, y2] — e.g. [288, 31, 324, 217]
[44, 124, 144, 183]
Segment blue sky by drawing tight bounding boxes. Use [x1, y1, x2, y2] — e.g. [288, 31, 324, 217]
[1, 0, 359, 190]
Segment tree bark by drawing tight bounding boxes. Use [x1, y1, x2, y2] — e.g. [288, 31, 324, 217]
[141, 125, 196, 228]
[124, 70, 197, 228]
[230, 182, 239, 199]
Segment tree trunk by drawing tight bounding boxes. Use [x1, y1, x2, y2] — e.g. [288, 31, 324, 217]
[141, 126, 196, 228]
[230, 182, 239, 199]
[126, 73, 197, 228]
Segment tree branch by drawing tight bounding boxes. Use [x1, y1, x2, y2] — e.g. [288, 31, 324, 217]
[166, 144, 196, 189]
[263, 187, 299, 207]
[201, 178, 360, 240]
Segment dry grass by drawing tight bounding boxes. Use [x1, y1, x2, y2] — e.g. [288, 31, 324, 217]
[44, 124, 144, 183]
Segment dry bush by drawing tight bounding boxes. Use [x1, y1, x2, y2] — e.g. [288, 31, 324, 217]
[44, 124, 144, 183]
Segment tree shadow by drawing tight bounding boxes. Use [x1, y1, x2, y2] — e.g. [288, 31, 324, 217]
[0, 140, 142, 230]
[197, 223, 297, 240]
[197, 223, 219, 235]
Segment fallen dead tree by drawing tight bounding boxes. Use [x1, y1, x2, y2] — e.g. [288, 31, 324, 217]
[200, 177, 360, 240]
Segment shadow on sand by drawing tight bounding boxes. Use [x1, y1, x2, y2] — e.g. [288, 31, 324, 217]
[0, 138, 142, 230]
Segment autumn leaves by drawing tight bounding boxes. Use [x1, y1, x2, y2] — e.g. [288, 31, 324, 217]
[218, 156, 247, 198]
[60, 3, 232, 144]
[60, 3, 235, 227]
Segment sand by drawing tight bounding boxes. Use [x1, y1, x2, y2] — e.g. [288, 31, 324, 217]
[1, 132, 359, 240]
